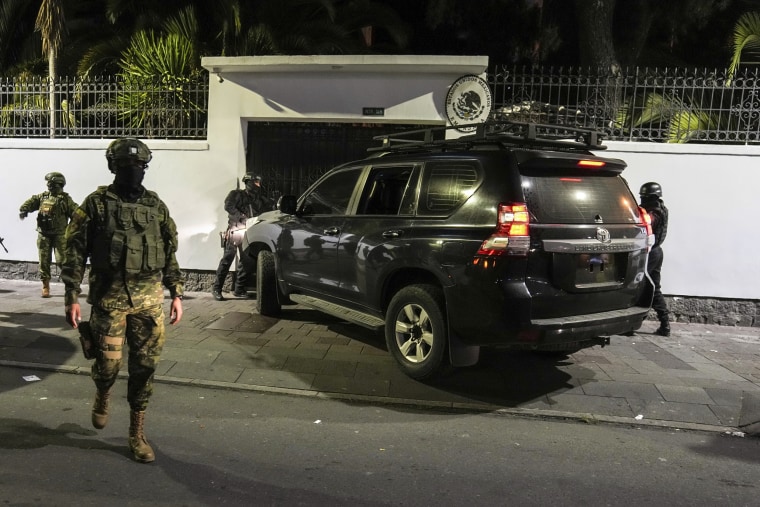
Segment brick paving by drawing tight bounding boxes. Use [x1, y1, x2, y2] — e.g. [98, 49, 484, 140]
[2, 278, 759, 436]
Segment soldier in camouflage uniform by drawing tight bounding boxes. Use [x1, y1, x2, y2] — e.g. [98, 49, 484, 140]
[62, 138, 184, 464]
[19, 172, 78, 297]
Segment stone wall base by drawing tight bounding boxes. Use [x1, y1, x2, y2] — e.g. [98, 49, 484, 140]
[666, 295, 760, 327]
[0, 261, 226, 294]
[2, 260, 757, 327]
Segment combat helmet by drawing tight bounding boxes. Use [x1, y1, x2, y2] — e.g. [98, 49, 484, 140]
[105, 138, 152, 171]
[639, 181, 663, 198]
[45, 171, 66, 187]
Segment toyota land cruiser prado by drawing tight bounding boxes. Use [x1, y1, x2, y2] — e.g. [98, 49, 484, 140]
[242, 122, 654, 380]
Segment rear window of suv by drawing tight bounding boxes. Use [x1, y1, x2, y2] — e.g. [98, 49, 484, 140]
[521, 173, 639, 224]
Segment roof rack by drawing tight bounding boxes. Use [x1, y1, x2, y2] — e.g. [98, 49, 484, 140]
[369, 121, 607, 153]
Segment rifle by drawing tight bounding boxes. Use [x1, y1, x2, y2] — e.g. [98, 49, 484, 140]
[0, 237, 7, 253]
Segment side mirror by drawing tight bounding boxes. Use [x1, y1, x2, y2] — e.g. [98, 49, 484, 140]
[278, 195, 298, 215]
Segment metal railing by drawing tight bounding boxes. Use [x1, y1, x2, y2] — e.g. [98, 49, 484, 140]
[488, 65, 760, 144]
[0, 75, 208, 139]
[4, 67, 760, 143]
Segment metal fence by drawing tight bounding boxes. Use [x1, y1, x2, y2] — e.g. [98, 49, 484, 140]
[488, 65, 760, 144]
[5, 67, 760, 143]
[0, 75, 208, 139]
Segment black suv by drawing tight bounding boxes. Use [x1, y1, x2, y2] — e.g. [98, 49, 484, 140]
[242, 122, 654, 380]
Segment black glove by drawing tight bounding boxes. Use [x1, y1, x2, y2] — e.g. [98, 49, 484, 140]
[19, 211, 28, 220]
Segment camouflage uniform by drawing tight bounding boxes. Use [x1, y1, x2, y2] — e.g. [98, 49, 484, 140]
[62, 185, 183, 411]
[19, 190, 78, 281]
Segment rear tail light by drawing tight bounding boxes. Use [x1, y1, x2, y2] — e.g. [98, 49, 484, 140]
[477, 203, 530, 256]
[638, 206, 655, 249]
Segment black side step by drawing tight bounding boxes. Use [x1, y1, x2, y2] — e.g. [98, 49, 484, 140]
[288, 294, 385, 330]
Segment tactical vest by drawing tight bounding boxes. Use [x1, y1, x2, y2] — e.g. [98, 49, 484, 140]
[37, 192, 62, 235]
[90, 187, 167, 274]
[651, 200, 669, 247]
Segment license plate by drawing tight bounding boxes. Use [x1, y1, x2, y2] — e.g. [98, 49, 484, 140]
[575, 253, 617, 285]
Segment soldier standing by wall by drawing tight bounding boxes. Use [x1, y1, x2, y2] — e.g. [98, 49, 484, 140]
[19, 172, 78, 297]
[62, 138, 184, 464]
[211, 173, 272, 301]
[640, 182, 670, 336]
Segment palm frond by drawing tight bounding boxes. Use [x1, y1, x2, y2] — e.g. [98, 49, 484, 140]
[163, 5, 198, 42]
[114, 29, 203, 135]
[77, 36, 130, 77]
[728, 12, 760, 84]
[667, 110, 716, 143]
[119, 30, 197, 78]
[35, 0, 66, 55]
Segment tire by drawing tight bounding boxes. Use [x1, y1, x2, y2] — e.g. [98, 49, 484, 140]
[385, 284, 448, 380]
[256, 250, 281, 316]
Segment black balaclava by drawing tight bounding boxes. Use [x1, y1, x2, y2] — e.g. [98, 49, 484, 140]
[47, 182, 63, 196]
[245, 179, 259, 193]
[640, 194, 659, 206]
[113, 161, 146, 201]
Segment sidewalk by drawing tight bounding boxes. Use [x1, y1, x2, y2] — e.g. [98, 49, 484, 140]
[2, 279, 759, 436]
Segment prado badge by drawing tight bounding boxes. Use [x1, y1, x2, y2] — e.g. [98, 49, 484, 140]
[445, 75, 492, 132]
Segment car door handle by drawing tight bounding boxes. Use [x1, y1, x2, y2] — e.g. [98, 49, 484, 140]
[323, 227, 340, 236]
[382, 230, 403, 238]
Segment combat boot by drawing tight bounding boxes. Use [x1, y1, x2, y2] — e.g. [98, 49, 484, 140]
[129, 410, 155, 463]
[41, 279, 50, 298]
[655, 319, 671, 337]
[91, 389, 110, 429]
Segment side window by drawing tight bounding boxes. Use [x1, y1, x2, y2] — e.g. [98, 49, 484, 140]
[301, 168, 362, 215]
[417, 161, 481, 216]
[357, 166, 418, 216]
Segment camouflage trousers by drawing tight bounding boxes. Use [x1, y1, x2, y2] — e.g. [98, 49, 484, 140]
[89, 304, 165, 412]
[36, 233, 65, 281]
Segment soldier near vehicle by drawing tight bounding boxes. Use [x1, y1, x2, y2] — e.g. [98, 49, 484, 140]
[211, 173, 273, 301]
[19, 172, 78, 298]
[639, 181, 670, 337]
[61, 138, 184, 464]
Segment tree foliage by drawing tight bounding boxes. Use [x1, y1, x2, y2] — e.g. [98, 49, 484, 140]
[2, 0, 760, 78]
[729, 11, 760, 80]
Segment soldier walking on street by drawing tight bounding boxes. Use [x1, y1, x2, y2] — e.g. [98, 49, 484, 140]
[62, 138, 184, 463]
[211, 173, 272, 301]
[640, 182, 670, 336]
[19, 172, 78, 297]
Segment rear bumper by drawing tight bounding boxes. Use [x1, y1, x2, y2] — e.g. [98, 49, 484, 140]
[450, 304, 649, 348]
[529, 305, 650, 343]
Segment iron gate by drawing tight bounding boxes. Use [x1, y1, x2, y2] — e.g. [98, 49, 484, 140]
[246, 122, 423, 201]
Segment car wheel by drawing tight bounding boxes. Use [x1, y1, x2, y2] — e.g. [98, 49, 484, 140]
[385, 284, 447, 380]
[256, 250, 281, 316]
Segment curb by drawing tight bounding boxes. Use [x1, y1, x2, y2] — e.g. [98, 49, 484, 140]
[1, 359, 748, 438]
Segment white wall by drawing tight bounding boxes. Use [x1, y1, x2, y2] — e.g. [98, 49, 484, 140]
[0, 138, 225, 270]
[602, 142, 760, 300]
[1, 55, 757, 300]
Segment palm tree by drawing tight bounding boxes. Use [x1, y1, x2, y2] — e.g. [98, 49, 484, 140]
[113, 5, 205, 136]
[35, 0, 65, 136]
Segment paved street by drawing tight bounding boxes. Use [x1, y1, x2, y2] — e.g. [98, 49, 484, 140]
[1, 279, 759, 436]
